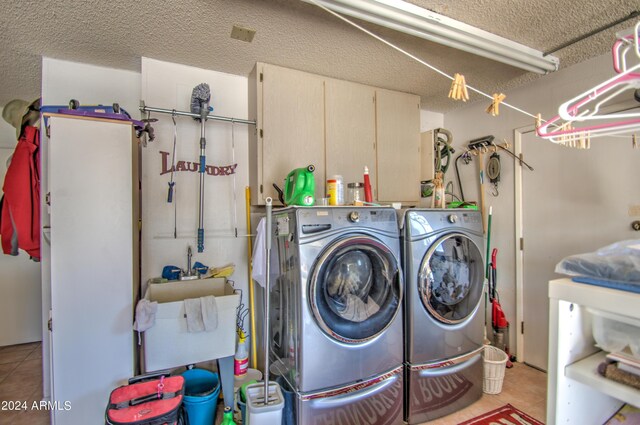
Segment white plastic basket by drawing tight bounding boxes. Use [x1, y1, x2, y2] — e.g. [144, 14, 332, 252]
[483, 345, 508, 394]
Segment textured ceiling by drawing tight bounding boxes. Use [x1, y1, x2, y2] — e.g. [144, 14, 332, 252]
[0, 0, 637, 113]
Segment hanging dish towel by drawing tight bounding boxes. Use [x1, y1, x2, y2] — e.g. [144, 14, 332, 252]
[133, 299, 158, 344]
[201, 295, 218, 331]
[251, 217, 279, 288]
[133, 299, 158, 332]
[184, 298, 205, 332]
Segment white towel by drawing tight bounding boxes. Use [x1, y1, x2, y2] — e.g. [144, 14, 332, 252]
[201, 295, 218, 331]
[184, 298, 205, 332]
[133, 299, 158, 332]
[251, 218, 279, 288]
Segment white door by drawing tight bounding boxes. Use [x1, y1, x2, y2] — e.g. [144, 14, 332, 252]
[521, 131, 639, 371]
[49, 116, 134, 424]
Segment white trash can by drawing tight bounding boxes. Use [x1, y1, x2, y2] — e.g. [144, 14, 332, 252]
[483, 345, 508, 394]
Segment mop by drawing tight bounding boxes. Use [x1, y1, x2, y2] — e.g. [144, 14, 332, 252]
[483, 206, 493, 345]
[190, 83, 210, 252]
[245, 197, 284, 424]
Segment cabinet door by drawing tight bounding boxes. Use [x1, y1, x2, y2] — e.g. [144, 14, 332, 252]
[259, 64, 325, 204]
[48, 116, 134, 424]
[375, 89, 420, 203]
[325, 79, 376, 201]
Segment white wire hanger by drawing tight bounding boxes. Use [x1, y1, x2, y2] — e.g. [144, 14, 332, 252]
[536, 22, 640, 146]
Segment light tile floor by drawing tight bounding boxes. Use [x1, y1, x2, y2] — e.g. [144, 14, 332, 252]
[0, 342, 546, 424]
[418, 362, 547, 424]
[0, 342, 49, 425]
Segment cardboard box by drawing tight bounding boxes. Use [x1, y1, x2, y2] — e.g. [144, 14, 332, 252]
[143, 278, 239, 372]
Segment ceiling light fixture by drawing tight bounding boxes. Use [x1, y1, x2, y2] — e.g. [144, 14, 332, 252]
[302, 0, 559, 74]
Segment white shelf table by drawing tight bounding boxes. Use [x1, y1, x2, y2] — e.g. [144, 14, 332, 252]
[548, 278, 640, 424]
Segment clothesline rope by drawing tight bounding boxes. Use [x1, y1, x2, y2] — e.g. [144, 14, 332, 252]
[309, 0, 541, 120]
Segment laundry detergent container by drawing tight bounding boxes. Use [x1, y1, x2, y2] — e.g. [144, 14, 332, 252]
[182, 368, 221, 425]
[143, 278, 240, 371]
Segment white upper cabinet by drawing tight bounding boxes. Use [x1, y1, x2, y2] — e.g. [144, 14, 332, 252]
[250, 63, 325, 205]
[249, 63, 421, 206]
[375, 89, 421, 203]
[325, 79, 377, 200]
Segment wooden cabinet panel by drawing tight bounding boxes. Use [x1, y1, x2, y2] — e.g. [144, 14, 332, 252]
[325, 79, 376, 200]
[420, 130, 435, 183]
[375, 89, 421, 203]
[259, 64, 325, 205]
[249, 63, 421, 206]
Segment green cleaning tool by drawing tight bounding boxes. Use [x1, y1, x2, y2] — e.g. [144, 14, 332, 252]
[283, 165, 315, 206]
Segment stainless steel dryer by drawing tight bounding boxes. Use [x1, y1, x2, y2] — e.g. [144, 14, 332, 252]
[402, 209, 485, 424]
[269, 206, 404, 425]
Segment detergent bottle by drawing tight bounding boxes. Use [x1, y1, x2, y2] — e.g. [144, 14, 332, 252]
[221, 405, 236, 425]
[327, 175, 344, 206]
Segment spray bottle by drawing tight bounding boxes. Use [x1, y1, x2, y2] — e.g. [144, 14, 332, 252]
[234, 331, 248, 377]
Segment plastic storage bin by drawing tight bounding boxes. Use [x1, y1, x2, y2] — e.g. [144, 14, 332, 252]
[143, 278, 240, 372]
[483, 345, 508, 394]
[589, 308, 640, 356]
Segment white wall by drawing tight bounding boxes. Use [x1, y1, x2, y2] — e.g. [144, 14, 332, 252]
[420, 109, 444, 132]
[140, 58, 251, 345]
[0, 112, 42, 346]
[442, 52, 637, 356]
[42, 57, 141, 116]
[40, 56, 253, 365]
[40, 57, 142, 393]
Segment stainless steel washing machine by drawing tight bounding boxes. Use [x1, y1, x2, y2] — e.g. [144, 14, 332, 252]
[402, 209, 485, 424]
[269, 206, 404, 425]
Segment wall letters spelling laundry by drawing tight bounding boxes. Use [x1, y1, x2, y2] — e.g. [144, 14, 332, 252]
[159, 151, 237, 176]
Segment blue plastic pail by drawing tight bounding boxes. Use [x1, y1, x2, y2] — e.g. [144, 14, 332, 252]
[181, 369, 220, 425]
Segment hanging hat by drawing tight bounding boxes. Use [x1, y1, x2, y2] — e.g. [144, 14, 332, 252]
[2, 98, 41, 139]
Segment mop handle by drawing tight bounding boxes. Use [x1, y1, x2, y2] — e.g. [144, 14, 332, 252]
[197, 107, 207, 253]
[264, 197, 273, 403]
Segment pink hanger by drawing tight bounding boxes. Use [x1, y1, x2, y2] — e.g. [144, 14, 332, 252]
[537, 22, 640, 145]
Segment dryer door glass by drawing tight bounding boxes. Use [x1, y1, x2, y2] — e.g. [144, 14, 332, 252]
[419, 233, 483, 324]
[310, 235, 401, 343]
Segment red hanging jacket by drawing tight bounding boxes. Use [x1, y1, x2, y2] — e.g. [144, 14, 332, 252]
[1, 126, 40, 260]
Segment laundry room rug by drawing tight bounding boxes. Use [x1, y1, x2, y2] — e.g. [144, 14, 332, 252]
[458, 404, 544, 425]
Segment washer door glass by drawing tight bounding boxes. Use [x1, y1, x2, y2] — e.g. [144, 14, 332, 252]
[310, 235, 401, 343]
[419, 233, 483, 324]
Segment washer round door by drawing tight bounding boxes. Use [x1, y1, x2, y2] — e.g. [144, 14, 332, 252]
[419, 232, 483, 324]
[309, 235, 401, 343]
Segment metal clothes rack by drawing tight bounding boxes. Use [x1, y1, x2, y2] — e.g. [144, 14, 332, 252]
[139, 102, 256, 126]
[139, 101, 256, 252]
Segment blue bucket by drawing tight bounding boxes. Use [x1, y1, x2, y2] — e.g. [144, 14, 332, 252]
[181, 369, 220, 425]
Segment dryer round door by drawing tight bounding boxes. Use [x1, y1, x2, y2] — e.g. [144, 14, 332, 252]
[309, 235, 401, 344]
[418, 232, 483, 324]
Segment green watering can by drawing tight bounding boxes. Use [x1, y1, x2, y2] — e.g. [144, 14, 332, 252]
[275, 165, 315, 206]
